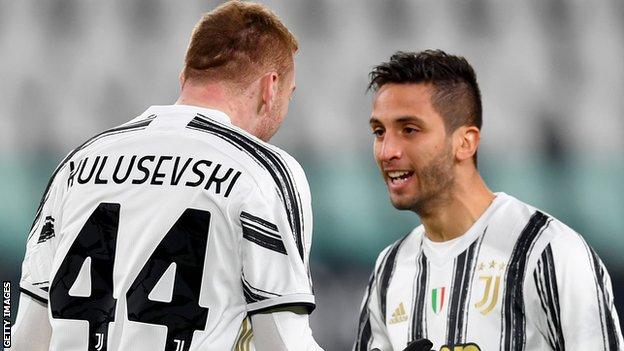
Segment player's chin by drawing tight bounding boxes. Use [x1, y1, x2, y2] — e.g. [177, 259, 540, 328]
[388, 193, 417, 211]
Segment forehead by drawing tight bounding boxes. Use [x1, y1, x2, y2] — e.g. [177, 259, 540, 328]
[371, 83, 444, 124]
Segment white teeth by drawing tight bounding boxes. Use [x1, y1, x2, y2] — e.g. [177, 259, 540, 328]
[387, 171, 410, 179]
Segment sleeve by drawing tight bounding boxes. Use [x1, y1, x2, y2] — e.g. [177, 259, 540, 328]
[353, 248, 393, 351]
[10, 293, 52, 351]
[528, 224, 623, 350]
[251, 309, 324, 351]
[239, 181, 315, 315]
[19, 165, 67, 304]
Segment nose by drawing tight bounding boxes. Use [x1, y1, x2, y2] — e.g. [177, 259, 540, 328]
[377, 133, 402, 163]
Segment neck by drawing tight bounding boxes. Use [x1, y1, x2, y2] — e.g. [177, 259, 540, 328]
[176, 81, 261, 136]
[419, 168, 495, 242]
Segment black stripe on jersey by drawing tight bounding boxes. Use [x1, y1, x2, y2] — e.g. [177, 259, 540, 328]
[187, 115, 305, 261]
[445, 234, 483, 345]
[379, 236, 409, 323]
[533, 244, 565, 351]
[410, 250, 429, 341]
[244, 278, 281, 298]
[240, 212, 281, 240]
[585, 244, 620, 350]
[243, 284, 266, 304]
[446, 254, 465, 344]
[242, 279, 268, 303]
[241, 211, 279, 231]
[542, 245, 564, 351]
[242, 219, 281, 239]
[534, 253, 556, 349]
[28, 115, 155, 239]
[242, 278, 281, 304]
[31, 281, 50, 292]
[249, 301, 316, 315]
[500, 211, 551, 351]
[19, 287, 48, 305]
[242, 224, 287, 255]
[460, 231, 486, 342]
[354, 273, 376, 351]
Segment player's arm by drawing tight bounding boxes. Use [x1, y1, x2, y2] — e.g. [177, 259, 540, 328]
[353, 248, 393, 351]
[10, 293, 51, 351]
[12, 163, 68, 350]
[252, 307, 323, 351]
[239, 182, 322, 349]
[528, 224, 624, 350]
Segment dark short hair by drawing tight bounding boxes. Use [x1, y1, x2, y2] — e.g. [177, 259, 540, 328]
[369, 50, 482, 133]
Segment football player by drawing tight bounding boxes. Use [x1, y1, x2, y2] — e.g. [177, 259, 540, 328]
[354, 50, 623, 350]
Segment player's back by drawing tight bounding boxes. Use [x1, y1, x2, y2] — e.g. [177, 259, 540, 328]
[20, 105, 315, 351]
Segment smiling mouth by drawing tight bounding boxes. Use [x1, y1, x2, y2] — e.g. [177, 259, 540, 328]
[386, 171, 414, 185]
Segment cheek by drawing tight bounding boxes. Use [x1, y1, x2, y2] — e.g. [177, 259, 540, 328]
[410, 138, 439, 162]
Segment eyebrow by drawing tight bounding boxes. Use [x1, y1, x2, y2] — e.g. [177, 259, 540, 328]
[369, 115, 426, 125]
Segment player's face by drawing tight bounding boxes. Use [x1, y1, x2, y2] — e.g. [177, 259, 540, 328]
[370, 83, 456, 212]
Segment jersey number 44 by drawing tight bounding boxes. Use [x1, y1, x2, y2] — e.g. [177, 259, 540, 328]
[50, 202, 211, 351]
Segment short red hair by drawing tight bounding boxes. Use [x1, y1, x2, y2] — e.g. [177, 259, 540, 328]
[183, 1, 298, 86]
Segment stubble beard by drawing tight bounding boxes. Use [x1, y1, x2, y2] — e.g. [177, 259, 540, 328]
[256, 106, 281, 141]
[390, 142, 456, 216]
[259, 91, 286, 142]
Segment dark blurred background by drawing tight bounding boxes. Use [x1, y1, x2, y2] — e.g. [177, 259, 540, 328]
[1, 1, 623, 350]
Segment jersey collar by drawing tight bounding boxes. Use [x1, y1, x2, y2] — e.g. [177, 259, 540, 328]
[420, 192, 511, 265]
[142, 104, 233, 125]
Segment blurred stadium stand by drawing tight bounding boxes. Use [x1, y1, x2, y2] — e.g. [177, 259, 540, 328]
[1, 1, 623, 349]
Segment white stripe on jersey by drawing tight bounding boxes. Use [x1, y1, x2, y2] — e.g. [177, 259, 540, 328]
[355, 192, 623, 351]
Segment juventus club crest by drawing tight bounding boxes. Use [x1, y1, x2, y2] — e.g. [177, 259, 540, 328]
[431, 287, 446, 314]
[474, 260, 505, 315]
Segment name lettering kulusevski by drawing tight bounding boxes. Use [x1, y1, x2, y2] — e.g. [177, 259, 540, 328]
[67, 154, 242, 197]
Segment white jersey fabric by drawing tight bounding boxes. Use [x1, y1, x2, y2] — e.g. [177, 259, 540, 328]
[354, 193, 623, 351]
[19, 104, 315, 351]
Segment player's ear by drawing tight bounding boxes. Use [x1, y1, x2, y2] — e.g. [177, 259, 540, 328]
[258, 71, 279, 116]
[454, 125, 480, 163]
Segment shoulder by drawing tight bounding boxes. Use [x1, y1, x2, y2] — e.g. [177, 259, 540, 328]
[57, 112, 155, 170]
[259, 142, 309, 190]
[501, 193, 582, 243]
[538, 216, 594, 265]
[515, 196, 590, 258]
[494, 193, 541, 228]
[505, 195, 594, 271]
[493, 193, 568, 249]
[373, 226, 423, 276]
[191, 114, 309, 191]
[253, 139, 309, 187]
[237, 143, 309, 207]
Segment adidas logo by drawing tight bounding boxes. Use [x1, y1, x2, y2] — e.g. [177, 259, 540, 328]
[389, 302, 408, 324]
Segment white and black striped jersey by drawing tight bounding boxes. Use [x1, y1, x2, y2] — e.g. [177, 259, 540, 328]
[354, 193, 623, 351]
[19, 104, 315, 351]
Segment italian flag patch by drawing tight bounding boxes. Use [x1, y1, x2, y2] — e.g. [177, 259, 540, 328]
[431, 287, 446, 314]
